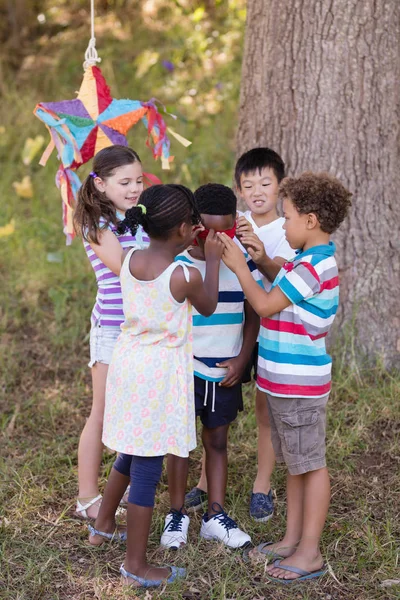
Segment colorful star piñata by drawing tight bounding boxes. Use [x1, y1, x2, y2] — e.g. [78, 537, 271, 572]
[34, 65, 190, 243]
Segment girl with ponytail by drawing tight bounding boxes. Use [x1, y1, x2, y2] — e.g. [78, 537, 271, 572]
[73, 145, 147, 520]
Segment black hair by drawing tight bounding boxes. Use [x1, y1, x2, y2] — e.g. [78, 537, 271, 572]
[194, 183, 237, 216]
[234, 147, 285, 187]
[74, 145, 141, 244]
[118, 184, 201, 239]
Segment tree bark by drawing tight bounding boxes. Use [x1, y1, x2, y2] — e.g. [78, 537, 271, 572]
[237, 0, 400, 367]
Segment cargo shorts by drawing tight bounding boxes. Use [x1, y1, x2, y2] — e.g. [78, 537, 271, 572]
[266, 393, 329, 475]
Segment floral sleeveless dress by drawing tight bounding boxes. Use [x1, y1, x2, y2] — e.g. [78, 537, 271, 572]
[103, 247, 196, 458]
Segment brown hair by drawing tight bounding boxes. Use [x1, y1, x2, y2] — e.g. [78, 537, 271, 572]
[279, 172, 352, 233]
[73, 145, 141, 244]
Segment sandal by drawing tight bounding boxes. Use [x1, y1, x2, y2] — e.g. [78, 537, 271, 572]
[243, 541, 284, 563]
[87, 523, 127, 546]
[120, 563, 186, 588]
[74, 494, 102, 520]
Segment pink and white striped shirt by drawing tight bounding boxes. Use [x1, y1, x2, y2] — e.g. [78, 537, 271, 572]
[84, 219, 150, 327]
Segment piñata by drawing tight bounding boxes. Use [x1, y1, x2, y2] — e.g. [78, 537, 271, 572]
[34, 65, 190, 243]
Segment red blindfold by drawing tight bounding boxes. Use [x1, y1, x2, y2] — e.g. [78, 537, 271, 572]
[195, 223, 237, 244]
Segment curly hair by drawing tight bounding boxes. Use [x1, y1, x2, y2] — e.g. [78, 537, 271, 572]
[279, 172, 352, 234]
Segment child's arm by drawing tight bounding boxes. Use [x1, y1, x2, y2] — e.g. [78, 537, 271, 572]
[219, 233, 291, 318]
[217, 300, 260, 387]
[240, 232, 285, 282]
[89, 229, 125, 276]
[170, 230, 223, 316]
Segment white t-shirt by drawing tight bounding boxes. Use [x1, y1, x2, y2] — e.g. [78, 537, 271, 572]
[237, 212, 294, 291]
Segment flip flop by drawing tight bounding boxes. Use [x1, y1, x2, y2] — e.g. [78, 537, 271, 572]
[243, 541, 285, 563]
[87, 523, 127, 545]
[120, 563, 186, 588]
[266, 559, 327, 584]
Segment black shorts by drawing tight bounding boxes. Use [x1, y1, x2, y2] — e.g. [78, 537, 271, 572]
[241, 343, 259, 383]
[194, 376, 243, 429]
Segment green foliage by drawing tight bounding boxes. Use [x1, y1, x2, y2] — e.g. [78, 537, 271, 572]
[0, 0, 246, 357]
[1, 3, 400, 599]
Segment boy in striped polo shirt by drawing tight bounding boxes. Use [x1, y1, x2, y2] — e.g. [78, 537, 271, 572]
[219, 172, 351, 583]
[164, 184, 259, 550]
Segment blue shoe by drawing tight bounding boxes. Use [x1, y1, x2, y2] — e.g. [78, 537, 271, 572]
[120, 564, 186, 588]
[185, 487, 208, 512]
[250, 491, 274, 522]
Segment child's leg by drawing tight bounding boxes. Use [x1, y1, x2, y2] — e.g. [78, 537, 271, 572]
[77, 363, 108, 518]
[124, 455, 172, 581]
[267, 467, 330, 579]
[166, 454, 189, 511]
[202, 424, 229, 515]
[194, 450, 207, 492]
[89, 454, 131, 544]
[253, 388, 275, 494]
[263, 393, 330, 579]
[255, 472, 304, 558]
[162, 455, 191, 549]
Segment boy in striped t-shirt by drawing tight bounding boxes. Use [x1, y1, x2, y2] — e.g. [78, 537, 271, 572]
[219, 172, 351, 583]
[165, 184, 259, 550]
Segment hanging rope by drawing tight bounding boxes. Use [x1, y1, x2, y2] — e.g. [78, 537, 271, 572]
[83, 0, 101, 70]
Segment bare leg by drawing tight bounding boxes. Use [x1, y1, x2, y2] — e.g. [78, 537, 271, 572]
[202, 424, 229, 516]
[167, 455, 189, 511]
[249, 472, 303, 560]
[253, 389, 275, 494]
[123, 503, 170, 582]
[267, 467, 330, 579]
[194, 450, 208, 493]
[77, 363, 108, 518]
[89, 467, 129, 545]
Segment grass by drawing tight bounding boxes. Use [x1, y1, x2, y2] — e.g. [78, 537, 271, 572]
[1, 354, 400, 599]
[1, 2, 400, 598]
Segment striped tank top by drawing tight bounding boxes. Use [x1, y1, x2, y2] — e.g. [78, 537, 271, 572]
[84, 218, 150, 327]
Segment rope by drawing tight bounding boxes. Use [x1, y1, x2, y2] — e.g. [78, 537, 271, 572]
[83, 0, 101, 70]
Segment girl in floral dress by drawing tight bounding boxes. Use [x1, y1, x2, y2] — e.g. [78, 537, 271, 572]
[88, 184, 223, 588]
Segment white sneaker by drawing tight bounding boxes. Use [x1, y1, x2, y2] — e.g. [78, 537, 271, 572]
[200, 505, 251, 549]
[160, 510, 190, 549]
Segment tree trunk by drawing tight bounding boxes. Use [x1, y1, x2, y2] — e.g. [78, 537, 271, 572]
[237, 0, 400, 367]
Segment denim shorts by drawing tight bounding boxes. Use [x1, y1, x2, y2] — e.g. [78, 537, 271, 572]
[266, 393, 329, 475]
[88, 322, 121, 367]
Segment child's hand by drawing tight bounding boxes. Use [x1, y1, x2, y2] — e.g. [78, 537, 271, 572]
[236, 214, 253, 239]
[189, 223, 205, 245]
[216, 356, 246, 387]
[218, 233, 247, 273]
[204, 228, 224, 261]
[239, 233, 266, 264]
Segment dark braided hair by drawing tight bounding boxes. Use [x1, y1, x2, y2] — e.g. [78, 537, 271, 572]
[118, 184, 201, 239]
[194, 183, 237, 216]
[74, 145, 141, 244]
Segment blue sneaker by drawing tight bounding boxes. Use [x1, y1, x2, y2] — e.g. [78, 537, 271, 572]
[185, 487, 208, 512]
[250, 491, 274, 522]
